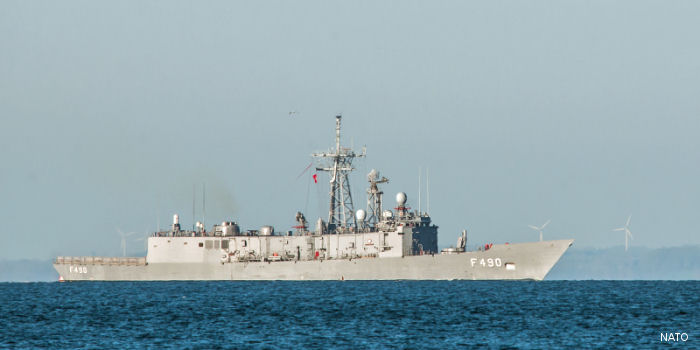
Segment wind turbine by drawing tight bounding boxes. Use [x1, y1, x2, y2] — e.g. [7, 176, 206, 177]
[134, 231, 151, 254]
[528, 219, 550, 242]
[613, 215, 633, 252]
[116, 229, 136, 257]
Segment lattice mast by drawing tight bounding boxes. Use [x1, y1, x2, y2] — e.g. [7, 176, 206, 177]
[312, 115, 365, 231]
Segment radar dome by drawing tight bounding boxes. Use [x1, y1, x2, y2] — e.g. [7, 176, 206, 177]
[396, 192, 407, 206]
[355, 209, 366, 221]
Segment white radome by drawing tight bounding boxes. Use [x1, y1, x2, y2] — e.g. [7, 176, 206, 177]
[355, 209, 366, 221]
[173, 214, 179, 225]
[396, 192, 407, 206]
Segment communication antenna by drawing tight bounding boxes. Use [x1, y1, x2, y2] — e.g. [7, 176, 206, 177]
[156, 195, 161, 232]
[418, 167, 422, 214]
[192, 184, 196, 230]
[426, 167, 430, 214]
[202, 182, 206, 228]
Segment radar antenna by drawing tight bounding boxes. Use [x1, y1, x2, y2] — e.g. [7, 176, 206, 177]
[312, 115, 365, 231]
[366, 169, 389, 226]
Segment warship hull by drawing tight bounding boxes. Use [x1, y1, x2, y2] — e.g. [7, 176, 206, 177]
[54, 239, 573, 281]
[54, 116, 575, 281]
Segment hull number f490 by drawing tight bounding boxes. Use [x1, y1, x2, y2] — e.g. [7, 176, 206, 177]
[69, 266, 88, 274]
[470, 258, 502, 268]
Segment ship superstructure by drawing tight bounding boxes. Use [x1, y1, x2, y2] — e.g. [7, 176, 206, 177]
[54, 116, 572, 281]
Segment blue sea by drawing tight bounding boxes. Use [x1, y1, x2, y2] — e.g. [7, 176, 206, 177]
[1, 281, 697, 349]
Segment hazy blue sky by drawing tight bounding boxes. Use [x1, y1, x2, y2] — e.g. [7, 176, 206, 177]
[1, 1, 699, 260]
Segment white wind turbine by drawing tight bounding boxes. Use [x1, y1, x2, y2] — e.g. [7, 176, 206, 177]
[134, 231, 151, 254]
[613, 215, 633, 252]
[116, 228, 136, 257]
[528, 219, 550, 242]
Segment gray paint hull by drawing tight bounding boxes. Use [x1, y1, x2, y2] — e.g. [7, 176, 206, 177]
[54, 239, 573, 281]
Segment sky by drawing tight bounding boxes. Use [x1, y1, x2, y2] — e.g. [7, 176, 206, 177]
[1, 1, 699, 260]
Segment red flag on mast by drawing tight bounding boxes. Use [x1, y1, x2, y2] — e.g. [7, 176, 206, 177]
[313, 174, 318, 183]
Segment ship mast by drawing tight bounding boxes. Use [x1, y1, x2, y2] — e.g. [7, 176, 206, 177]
[366, 169, 389, 226]
[312, 115, 365, 232]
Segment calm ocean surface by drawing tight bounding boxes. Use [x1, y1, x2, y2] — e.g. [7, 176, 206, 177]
[1, 281, 696, 349]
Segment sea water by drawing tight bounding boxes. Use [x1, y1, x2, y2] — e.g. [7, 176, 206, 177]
[1, 281, 697, 349]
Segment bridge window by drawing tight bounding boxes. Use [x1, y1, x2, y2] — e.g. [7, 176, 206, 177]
[214, 240, 220, 249]
[221, 240, 229, 250]
[205, 240, 213, 249]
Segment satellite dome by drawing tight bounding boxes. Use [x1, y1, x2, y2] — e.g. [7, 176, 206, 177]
[396, 192, 407, 206]
[355, 209, 366, 221]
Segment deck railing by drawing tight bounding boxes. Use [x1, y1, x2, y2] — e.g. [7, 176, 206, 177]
[54, 256, 146, 266]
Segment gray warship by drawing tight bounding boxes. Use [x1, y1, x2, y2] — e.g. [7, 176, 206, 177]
[54, 116, 573, 281]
